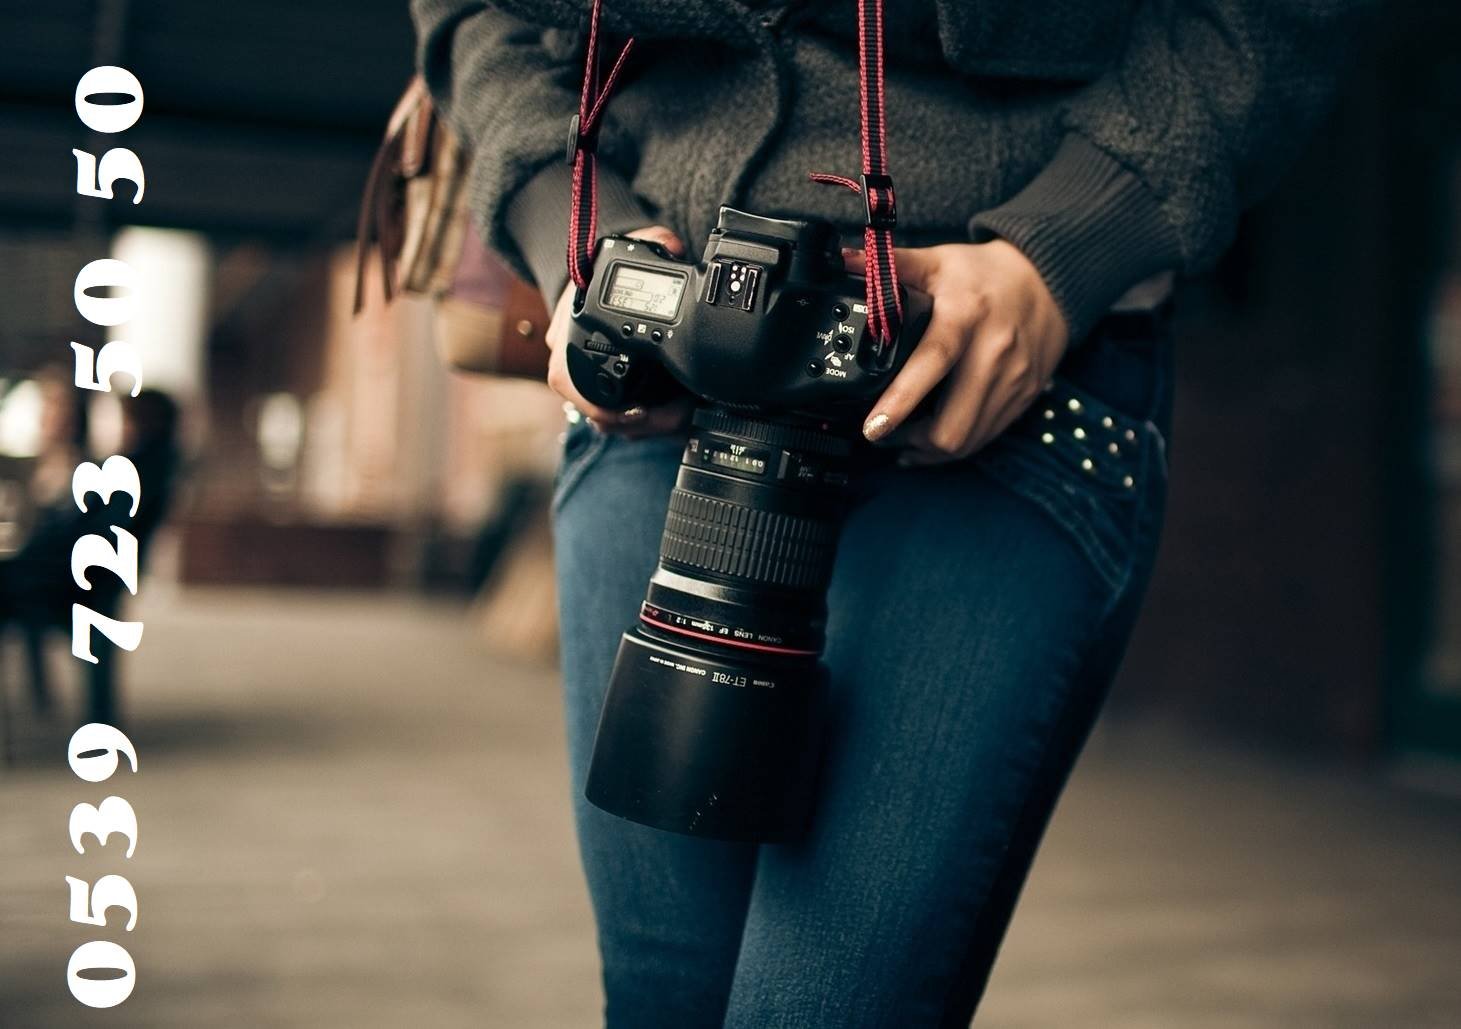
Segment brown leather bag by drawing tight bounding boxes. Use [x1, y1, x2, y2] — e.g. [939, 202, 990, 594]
[353, 77, 551, 380]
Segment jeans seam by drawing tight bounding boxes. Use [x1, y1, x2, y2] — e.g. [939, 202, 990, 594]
[928, 587, 1112, 1029]
[552, 430, 612, 514]
[1026, 478, 1114, 589]
[972, 454, 1134, 598]
[930, 450, 1166, 1027]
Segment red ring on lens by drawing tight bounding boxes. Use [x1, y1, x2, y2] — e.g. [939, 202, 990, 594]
[639, 613, 819, 656]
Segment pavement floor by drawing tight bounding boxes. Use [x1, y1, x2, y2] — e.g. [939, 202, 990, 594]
[1, 588, 1458, 1028]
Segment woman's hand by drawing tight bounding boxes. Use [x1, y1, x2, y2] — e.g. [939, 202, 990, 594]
[545, 225, 694, 438]
[846, 240, 1070, 464]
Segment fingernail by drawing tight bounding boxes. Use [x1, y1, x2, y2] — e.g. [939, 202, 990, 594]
[863, 412, 891, 442]
[620, 406, 646, 421]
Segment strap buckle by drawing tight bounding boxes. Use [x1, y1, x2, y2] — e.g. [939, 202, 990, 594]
[565, 113, 599, 165]
[859, 173, 896, 230]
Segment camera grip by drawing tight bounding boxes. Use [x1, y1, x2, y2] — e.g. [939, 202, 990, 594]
[565, 335, 680, 411]
[564, 337, 630, 409]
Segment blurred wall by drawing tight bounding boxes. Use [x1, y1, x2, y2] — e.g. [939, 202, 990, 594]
[1111, 8, 1455, 758]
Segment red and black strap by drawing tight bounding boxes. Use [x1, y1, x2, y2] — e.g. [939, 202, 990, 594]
[570, 0, 901, 346]
[810, 0, 902, 348]
[566, 0, 634, 294]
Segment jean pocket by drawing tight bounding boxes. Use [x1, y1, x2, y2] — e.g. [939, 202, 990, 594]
[552, 415, 611, 513]
[974, 376, 1164, 594]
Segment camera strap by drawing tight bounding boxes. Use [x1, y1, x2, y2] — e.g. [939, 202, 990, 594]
[567, 0, 903, 347]
[809, 0, 902, 348]
[565, 0, 635, 296]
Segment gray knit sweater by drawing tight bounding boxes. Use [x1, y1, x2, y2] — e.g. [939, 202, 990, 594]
[411, 0, 1368, 343]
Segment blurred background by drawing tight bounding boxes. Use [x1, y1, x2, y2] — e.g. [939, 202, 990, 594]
[1, 2, 1459, 1027]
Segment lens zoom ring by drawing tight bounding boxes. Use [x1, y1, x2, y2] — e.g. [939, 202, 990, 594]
[661, 490, 839, 590]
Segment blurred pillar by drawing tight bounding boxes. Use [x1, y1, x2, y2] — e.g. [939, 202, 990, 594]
[110, 227, 211, 405]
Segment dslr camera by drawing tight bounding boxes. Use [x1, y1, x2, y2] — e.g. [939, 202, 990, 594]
[567, 206, 930, 841]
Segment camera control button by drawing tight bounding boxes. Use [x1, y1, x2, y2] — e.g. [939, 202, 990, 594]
[612, 360, 628, 375]
[806, 358, 825, 377]
[620, 323, 634, 338]
[833, 334, 852, 353]
[833, 303, 850, 321]
[650, 329, 664, 343]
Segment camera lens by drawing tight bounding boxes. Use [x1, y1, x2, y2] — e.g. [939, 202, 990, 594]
[584, 406, 853, 841]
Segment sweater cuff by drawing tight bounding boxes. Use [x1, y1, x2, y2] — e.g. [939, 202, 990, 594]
[504, 162, 651, 307]
[968, 135, 1182, 345]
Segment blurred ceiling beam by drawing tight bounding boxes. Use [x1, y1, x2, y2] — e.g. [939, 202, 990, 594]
[1, 0, 412, 243]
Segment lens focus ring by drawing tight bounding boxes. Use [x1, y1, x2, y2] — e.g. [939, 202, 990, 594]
[691, 407, 852, 458]
[661, 489, 839, 591]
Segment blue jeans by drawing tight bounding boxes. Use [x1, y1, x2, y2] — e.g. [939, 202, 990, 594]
[552, 322, 1173, 1028]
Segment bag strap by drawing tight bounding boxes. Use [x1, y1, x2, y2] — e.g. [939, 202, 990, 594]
[353, 77, 434, 315]
[568, 0, 902, 347]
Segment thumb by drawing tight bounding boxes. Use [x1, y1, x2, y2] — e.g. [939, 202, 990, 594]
[627, 225, 686, 258]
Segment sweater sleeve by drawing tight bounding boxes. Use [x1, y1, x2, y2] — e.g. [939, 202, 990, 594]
[969, 0, 1372, 344]
[410, 0, 651, 303]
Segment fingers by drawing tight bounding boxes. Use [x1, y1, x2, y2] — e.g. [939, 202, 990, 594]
[895, 331, 1039, 464]
[917, 337, 993, 456]
[842, 245, 941, 290]
[862, 293, 984, 442]
[850, 239, 1068, 463]
[861, 327, 963, 441]
[929, 326, 1029, 457]
[847, 244, 971, 442]
[596, 395, 694, 438]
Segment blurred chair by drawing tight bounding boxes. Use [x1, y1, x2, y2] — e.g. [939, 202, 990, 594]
[0, 389, 179, 756]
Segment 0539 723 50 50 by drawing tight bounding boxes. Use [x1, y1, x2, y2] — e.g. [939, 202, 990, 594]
[62, 62, 150, 1011]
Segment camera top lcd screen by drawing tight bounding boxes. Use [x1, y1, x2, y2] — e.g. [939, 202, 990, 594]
[604, 264, 686, 320]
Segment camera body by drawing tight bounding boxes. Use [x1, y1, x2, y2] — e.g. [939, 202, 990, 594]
[566, 207, 931, 842]
[566, 206, 930, 417]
